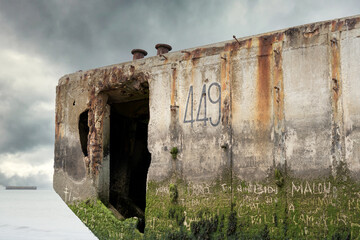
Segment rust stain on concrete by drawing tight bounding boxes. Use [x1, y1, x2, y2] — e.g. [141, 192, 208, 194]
[220, 52, 231, 125]
[225, 38, 254, 52]
[225, 41, 241, 52]
[88, 90, 101, 176]
[273, 45, 284, 126]
[303, 28, 319, 38]
[329, 34, 345, 166]
[345, 17, 359, 30]
[330, 38, 341, 111]
[171, 68, 177, 106]
[256, 35, 275, 128]
[247, 38, 253, 49]
[186, 49, 201, 87]
[331, 17, 360, 32]
[183, 48, 203, 63]
[331, 20, 344, 32]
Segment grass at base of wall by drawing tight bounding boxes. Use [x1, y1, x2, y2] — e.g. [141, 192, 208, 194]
[69, 199, 142, 240]
[144, 170, 360, 239]
[67, 165, 360, 239]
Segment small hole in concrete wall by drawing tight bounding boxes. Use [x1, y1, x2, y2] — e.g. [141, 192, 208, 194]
[78, 110, 89, 157]
[73, 100, 76, 106]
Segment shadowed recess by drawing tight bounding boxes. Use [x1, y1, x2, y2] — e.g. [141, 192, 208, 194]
[109, 99, 150, 233]
[78, 110, 89, 157]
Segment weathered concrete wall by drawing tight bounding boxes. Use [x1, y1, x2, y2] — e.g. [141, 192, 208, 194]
[54, 15, 360, 239]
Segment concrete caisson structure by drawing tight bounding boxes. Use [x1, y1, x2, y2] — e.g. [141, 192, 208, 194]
[54, 15, 360, 238]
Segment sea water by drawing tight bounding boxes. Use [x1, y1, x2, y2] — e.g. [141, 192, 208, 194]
[0, 189, 97, 240]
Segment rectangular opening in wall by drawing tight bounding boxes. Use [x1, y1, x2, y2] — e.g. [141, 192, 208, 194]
[109, 98, 150, 233]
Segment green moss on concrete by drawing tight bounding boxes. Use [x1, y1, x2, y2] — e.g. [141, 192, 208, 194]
[230, 171, 360, 239]
[69, 199, 142, 240]
[144, 165, 360, 239]
[170, 147, 179, 160]
[68, 164, 360, 239]
[145, 179, 232, 238]
[169, 183, 179, 204]
[274, 168, 284, 187]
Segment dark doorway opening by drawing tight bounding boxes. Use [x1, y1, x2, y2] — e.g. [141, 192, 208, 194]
[79, 110, 89, 157]
[109, 99, 151, 233]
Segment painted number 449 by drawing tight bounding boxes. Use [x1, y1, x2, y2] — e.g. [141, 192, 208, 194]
[183, 82, 221, 127]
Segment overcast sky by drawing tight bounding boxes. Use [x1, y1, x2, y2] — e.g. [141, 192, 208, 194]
[0, 0, 359, 189]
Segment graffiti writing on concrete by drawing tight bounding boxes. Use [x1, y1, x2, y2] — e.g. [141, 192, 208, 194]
[187, 183, 211, 196]
[183, 82, 221, 127]
[229, 180, 360, 238]
[64, 186, 80, 202]
[238, 183, 278, 195]
[291, 181, 333, 196]
[150, 180, 360, 238]
[230, 182, 279, 195]
[155, 186, 170, 195]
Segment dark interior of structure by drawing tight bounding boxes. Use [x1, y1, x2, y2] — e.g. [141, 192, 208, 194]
[79, 110, 89, 157]
[109, 99, 151, 233]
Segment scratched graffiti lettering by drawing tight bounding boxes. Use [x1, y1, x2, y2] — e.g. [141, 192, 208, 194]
[155, 186, 169, 195]
[291, 181, 332, 196]
[348, 198, 360, 210]
[236, 183, 278, 195]
[64, 186, 80, 202]
[249, 214, 275, 225]
[147, 217, 173, 230]
[148, 180, 360, 239]
[188, 183, 211, 196]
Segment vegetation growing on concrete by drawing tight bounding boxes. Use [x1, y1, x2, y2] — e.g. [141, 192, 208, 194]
[68, 163, 360, 239]
[169, 183, 178, 204]
[143, 164, 360, 239]
[69, 199, 142, 240]
[226, 208, 237, 237]
[170, 147, 178, 160]
[274, 168, 284, 187]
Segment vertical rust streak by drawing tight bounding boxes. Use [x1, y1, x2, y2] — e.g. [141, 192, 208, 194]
[188, 49, 203, 86]
[331, 39, 341, 111]
[256, 36, 274, 128]
[330, 36, 344, 165]
[169, 67, 179, 155]
[170, 67, 178, 134]
[220, 51, 233, 205]
[273, 47, 284, 125]
[220, 52, 231, 125]
[184, 48, 203, 62]
[88, 90, 108, 176]
[331, 20, 344, 32]
[171, 68, 177, 106]
[88, 90, 96, 175]
[272, 41, 285, 167]
[247, 38, 253, 49]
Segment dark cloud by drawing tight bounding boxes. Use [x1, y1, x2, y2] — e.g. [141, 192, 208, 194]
[0, 0, 242, 71]
[0, 75, 54, 154]
[0, 104, 53, 154]
[1, 0, 360, 73]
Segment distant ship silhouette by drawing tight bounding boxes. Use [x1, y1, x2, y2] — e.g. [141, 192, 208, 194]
[5, 186, 37, 190]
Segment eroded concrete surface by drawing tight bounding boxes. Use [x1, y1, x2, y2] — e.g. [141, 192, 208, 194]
[54, 15, 360, 238]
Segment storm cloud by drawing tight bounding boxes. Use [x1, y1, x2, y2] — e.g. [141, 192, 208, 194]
[1, 0, 358, 71]
[0, 0, 359, 189]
